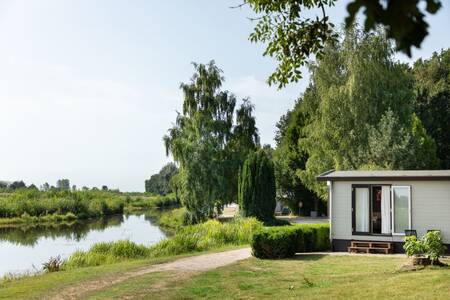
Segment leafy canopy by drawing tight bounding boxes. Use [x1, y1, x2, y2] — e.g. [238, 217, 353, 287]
[164, 61, 259, 223]
[277, 26, 438, 199]
[240, 0, 442, 88]
[412, 49, 450, 169]
[145, 163, 179, 195]
[238, 149, 276, 221]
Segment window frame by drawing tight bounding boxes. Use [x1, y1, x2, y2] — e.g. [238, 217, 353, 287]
[351, 184, 371, 235]
[351, 184, 408, 237]
[391, 185, 412, 236]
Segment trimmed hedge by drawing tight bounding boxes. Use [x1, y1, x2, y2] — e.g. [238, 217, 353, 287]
[252, 223, 330, 259]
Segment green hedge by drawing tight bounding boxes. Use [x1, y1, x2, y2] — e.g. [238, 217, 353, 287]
[251, 223, 330, 259]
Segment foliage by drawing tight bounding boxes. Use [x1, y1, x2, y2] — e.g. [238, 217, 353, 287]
[8, 181, 26, 190]
[64, 217, 263, 268]
[403, 231, 447, 265]
[56, 179, 70, 191]
[144, 163, 179, 195]
[145, 207, 186, 233]
[412, 49, 450, 169]
[251, 223, 330, 259]
[164, 61, 259, 223]
[252, 226, 298, 258]
[65, 240, 151, 268]
[238, 149, 276, 221]
[423, 231, 447, 264]
[403, 236, 426, 257]
[0, 189, 124, 219]
[125, 193, 179, 210]
[242, 0, 442, 87]
[42, 256, 63, 273]
[288, 27, 439, 199]
[273, 101, 323, 215]
[151, 218, 262, 257]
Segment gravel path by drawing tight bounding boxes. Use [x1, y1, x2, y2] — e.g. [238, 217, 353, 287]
[50, 248, 252, 300]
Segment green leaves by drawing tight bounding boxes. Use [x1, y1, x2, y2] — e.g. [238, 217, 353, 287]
[276, 27, 439, 200]
[164, 61, 259, 223]
[345, 0, 442, 56]
[238, 149, 276, 221]
[243, 0, 441, 87]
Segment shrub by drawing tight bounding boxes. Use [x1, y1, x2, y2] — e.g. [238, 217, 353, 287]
[252, 226, 298, 258]
[42, 255, 63, 272]
[262, 218, 291, 227]
[238, 149, 276, 221]
[252, 223, 330, 259]
[403, 236, 426, 257]
[423, 231, 447, 264]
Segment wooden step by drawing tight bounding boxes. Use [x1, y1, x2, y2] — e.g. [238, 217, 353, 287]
[348, 241, 393, 254]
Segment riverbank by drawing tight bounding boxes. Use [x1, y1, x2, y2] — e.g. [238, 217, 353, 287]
[0, 189, 179, 227]
[3, 249, 449, 299]
[0, 246, 247, 300]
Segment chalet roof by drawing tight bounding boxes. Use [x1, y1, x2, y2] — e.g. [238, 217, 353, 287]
[316, 170, 450, 181]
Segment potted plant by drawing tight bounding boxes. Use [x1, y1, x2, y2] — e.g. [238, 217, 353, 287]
[403, 235, 429, 266]
[423, 231, 447, 266]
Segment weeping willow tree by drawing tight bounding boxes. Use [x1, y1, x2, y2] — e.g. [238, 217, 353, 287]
[164, 61, 259, 223]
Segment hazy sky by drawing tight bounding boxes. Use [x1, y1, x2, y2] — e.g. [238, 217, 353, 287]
[1, 1, 449, 191]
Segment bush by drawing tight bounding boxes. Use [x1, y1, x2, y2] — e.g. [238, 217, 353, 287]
[423, 231, 447, 264]
[403, 231, 446, 265]
[252, 224, 330, 259]
[403, 236, 426, 257]
[262, 218, 291, 227]
[238, 149, 276, 221]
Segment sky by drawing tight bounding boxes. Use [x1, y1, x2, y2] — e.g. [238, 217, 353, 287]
[0, 0, 449, 191]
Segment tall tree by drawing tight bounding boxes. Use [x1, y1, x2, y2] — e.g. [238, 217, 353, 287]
[412, 49, 450, 169]
[279, 27, 438, 200]
[145, 163, 179, 195]
[56, 179, 70, 191]
[273, 101, 322, 215]
[164, 61, 259, 223]
[240, 0, 442, 88]
[238, 149, 276, 221]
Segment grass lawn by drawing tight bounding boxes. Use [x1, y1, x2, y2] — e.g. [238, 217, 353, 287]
[0, 245, 245, 300]
[84, 255, 450, 300]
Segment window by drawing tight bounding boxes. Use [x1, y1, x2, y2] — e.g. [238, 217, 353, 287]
[351, 184, 410, 236]
[353, 186, 370, 233]
[392, 186, 411, 235]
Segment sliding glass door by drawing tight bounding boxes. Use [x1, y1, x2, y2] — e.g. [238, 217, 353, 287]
[392, 186, 411, 234]
[352, 185, 394, 235]
[353, 186, 370, 233]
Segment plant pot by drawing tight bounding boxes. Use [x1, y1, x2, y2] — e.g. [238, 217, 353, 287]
[412, 256, 430, 266]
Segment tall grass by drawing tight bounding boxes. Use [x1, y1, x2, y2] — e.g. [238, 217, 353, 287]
[64, 217, 262, 269]
[125, 193, 179, 209]
[0, 189, 124, 219]
[0, 190, 179, 222]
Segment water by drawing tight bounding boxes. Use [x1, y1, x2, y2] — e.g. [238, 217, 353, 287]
[0, 213, 166, 277]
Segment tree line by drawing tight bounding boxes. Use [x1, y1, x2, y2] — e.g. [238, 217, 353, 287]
[160, 26, 449, 222]
[273, 27, 449, 215]
[0, 179, 115, 193]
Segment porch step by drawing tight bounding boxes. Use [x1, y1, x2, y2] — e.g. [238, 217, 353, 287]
[348, 241, 393, 254]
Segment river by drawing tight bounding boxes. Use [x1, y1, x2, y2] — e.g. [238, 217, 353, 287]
[0, 212, 166, 277]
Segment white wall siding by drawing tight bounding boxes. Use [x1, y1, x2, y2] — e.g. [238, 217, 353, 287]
[331, 180, 450, 243]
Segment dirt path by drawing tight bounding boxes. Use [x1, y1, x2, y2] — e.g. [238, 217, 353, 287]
[50, 248, 252, 300]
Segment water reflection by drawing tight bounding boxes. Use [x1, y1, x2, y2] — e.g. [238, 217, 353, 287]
[0, 215, 124, 246]
[0, 213, 166, 276]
